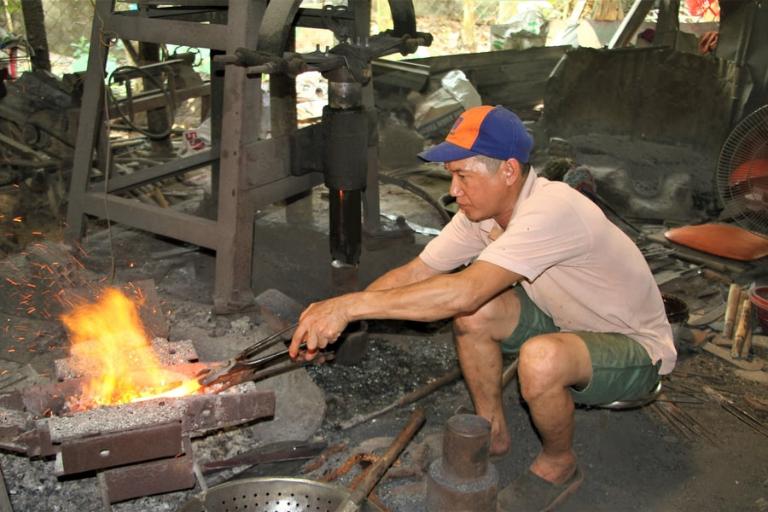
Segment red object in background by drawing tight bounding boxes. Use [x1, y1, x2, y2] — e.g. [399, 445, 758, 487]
[686, 0, 720, 17]
[729, 159, 768, 185]
[698, 31, 719, 54]
[8, 47, 17, 79]
[751, 286, 768, 332]
[664, 223, 768, 261]
[184, 130, 205, 151]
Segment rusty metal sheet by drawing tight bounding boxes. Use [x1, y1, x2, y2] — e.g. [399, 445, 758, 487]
[99, 438, 196, 504]
[0, 408, 55, 456]
[0, 409, 33, 454]
[57, 421, 183, 476]
[17, 420, 55, 457]
[182, 390, 275, 435]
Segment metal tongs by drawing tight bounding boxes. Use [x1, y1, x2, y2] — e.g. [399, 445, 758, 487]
[196, 323, 308, 391]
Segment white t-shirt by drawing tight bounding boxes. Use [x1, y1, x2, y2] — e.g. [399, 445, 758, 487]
[420, 170, 677, 374]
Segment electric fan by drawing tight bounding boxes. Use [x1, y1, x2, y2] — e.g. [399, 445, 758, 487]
[716, 105, 768, 238]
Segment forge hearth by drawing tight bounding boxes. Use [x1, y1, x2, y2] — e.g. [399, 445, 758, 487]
[0, 341, 275, 504]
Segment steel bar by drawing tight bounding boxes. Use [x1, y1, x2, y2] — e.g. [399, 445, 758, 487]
[336, 408, 425, 512]
[202, 440, 327, 473]
[99, 438, 196, 503]
[651, 402, 695, 441]
[57, 421, 183, 475]
[665, 400, 718, 443]
[722, 403, 768, 438]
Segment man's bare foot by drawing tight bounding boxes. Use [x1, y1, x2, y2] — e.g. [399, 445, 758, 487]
[489, 423, 511, 456]
[529, 450, 577, 484]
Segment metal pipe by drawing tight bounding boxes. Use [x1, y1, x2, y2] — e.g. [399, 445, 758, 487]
[330, 188, 362, 266]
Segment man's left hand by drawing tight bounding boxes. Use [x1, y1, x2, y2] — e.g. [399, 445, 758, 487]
[289, 295, 353, 360]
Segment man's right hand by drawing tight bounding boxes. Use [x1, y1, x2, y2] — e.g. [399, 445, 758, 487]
[289, 295, 354, 360]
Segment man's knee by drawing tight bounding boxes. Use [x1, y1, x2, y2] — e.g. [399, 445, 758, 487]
[453, 288, 520, 341]
[518, 335, 574, 402]
[453, 307, 494, 338]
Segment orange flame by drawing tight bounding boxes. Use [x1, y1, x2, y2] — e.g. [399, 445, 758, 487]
[60, 288, 201, 410]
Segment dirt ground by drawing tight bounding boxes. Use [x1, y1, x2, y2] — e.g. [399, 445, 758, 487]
[0, 156, 766, 512]
[0, 105, 767, 512]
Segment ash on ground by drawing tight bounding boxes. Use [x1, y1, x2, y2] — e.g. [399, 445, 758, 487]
[309, 322, 457, 428]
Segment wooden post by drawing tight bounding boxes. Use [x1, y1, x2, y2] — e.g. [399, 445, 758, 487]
[723, 284, 743, 338]
[462, 0, 476, 51]
[731, 296, 752, 359]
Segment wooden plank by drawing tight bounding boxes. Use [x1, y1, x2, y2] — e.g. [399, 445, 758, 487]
[80, 193, 220, 250]
[702, 342, 765, 371]
[734, 369, 768, 385]
[105, 11, 229, 49]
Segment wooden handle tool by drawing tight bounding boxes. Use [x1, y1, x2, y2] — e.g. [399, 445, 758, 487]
[731, 296, 752, 359]
[334, 408, 426, 512]
[739, 301, 754, 359]
[723, 284, 742, 339]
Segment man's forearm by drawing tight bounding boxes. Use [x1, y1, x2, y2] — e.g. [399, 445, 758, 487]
[350, 273, 480, 322]
[365, 257, 439, 292]
[346, 261, 521, 324]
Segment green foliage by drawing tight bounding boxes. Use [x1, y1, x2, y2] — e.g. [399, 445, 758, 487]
[3, 0, 21, 15]
[68, 37, 126, 74]
[69, 35, 90, 59]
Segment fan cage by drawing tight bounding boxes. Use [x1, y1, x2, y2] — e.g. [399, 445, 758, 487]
[716, 104, 768, 236]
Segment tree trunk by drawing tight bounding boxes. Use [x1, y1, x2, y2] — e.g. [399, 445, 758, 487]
[21, 0, 50, 72]
[1, 0, 16, 33]
[462, 0, 476, 51]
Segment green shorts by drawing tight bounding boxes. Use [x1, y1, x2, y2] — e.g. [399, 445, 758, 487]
[501, 287, 661, 406]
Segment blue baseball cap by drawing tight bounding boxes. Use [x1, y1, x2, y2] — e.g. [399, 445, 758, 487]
[418, 105, 533, 163]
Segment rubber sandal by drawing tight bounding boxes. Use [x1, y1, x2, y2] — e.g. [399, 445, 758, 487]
[497, 466, 584, 512]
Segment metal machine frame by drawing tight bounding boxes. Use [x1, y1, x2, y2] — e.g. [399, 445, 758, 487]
[66, 1, 428, 312]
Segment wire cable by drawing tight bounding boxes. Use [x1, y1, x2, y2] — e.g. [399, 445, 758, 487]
[107, 64, 176, 139]
[379, 174, 452, 226]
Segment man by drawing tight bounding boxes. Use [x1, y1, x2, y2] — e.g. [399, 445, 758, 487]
[289, 105, 676, 511]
